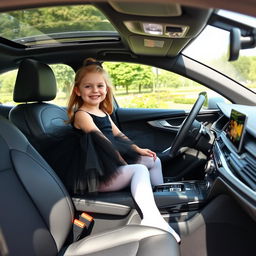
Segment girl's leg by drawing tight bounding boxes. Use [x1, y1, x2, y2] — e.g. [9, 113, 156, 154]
[98, 164, 180, 242]
[137, 156, 164, 185]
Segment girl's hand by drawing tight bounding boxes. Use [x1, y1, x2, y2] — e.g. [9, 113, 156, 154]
[136, 147, 157, 160]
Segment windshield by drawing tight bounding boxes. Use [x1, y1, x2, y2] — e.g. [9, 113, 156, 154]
[183, 12, 256, 94]
[0, 5, 117, 46]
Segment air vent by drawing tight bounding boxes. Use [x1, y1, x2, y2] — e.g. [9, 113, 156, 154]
[228, 152, 256, 191]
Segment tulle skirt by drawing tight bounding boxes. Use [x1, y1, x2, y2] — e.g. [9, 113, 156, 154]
[43, 129, 139, 195]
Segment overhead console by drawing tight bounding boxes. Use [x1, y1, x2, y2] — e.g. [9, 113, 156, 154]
[97, 2, 213, 57]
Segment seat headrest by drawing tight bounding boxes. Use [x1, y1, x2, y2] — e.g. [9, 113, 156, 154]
[13, 59, 57, 102]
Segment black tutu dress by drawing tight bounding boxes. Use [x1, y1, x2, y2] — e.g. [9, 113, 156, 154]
[43, 113, 139, 195]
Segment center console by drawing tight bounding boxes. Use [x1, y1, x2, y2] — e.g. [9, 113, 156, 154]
[153, 180, 208, 213]
[73, 180, 210, 216]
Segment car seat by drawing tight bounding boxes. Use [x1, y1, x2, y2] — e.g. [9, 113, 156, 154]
[9, 58, 71, 154]
[0, 116, 180, 255]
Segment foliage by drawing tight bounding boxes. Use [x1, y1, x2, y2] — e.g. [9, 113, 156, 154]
[0, 5, 114, 40]
[211, 54, 256, 87]
[173, 97, 196, 104]
[0, 5, 256, 107]
[230, 56, 254, 82]
[0, 70, 17, 94]
[104, 62, 153, 93]
[50, 64, 75, 97]
[157, 70, 185, 88]
[118, 93, 169, 108]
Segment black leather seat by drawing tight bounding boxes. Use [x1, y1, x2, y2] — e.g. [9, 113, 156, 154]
[9, 58, 71, 154]
[0, 116, 180, 256]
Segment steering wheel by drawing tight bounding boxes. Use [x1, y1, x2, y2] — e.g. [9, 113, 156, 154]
[168, 93, 206, 158]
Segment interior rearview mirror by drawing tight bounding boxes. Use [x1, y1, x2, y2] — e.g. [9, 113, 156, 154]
[229, 28, 241, 61]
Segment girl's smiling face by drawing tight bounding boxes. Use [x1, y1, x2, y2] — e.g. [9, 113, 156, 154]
[75, 72, 108, 107]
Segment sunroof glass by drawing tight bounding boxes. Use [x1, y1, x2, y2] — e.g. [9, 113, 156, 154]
[0, 5, 117, 46]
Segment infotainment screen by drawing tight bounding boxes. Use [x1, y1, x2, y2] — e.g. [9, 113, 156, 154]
[226, 109, 247, 152]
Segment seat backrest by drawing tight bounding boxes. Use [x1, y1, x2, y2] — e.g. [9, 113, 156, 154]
[0, 116, 74, 256]
[9, 59, 72, 153]
[0, 104, 12, 119]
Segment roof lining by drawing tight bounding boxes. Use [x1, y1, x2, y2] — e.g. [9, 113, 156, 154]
[0, 0, 255, 17]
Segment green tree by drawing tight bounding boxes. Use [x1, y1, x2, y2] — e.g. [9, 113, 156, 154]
[158, 70, 184, 88]
[105, 62, 153, 94]
[248, 58, 256, 83]
[0, 5, 114, 40]
[211, 54, 256, 87]
[230, 56, 253, 82]
[132, 65, 153, 93]
[0, 71, 17, 93]
[50, 64, 75, 97]
[0, 70, 17, 103]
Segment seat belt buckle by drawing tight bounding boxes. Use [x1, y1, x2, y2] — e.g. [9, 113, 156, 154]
[72, 212, 94, 241]
[73, 219, 87, 241]
[80, 212, 94, 227]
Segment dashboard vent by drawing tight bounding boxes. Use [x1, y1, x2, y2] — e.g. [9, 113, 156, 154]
[243, 154, 256, 189]
[229, 152, 256, 191]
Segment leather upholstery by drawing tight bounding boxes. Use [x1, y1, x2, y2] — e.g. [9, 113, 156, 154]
[63, 225, 179, 256]
[0, 116, 74, 255]
[10, 102, 71, 152]
[0, 104, 12, 119]
[13, 58, 56, 102]
[0, 116, 180, 256]
[4, 59, 181, 255]
[9, 59, 71, 153]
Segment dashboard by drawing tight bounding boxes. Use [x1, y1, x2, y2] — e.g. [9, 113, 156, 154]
[210, 103, 256, 221]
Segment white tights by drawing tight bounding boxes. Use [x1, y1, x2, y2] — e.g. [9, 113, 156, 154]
[137, 156, 164, 186]
[98, 156, 180, 242]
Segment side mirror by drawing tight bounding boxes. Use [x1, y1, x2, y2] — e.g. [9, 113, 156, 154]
[229, 28, 256, 61]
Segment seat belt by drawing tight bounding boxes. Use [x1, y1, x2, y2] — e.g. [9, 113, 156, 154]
[72, 212, 94, 241]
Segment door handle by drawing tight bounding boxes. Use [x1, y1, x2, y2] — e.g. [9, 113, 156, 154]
[148, 120, 180, 132]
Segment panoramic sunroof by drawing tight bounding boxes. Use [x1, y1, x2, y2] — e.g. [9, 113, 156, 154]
[0, 5, 118, 47]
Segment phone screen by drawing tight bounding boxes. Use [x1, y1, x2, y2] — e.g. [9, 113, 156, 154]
[226, 109, 247, 152]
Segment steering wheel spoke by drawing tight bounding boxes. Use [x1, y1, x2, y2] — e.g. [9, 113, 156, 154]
[169, 93, 206, 158]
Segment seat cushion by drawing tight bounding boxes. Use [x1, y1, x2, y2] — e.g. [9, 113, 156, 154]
[62, 225, 180, 256]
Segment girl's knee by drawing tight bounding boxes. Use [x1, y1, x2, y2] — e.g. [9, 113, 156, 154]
[134, 164, 149, 174]
[155, 157, 161, 165]
[139, 156, 154, 168]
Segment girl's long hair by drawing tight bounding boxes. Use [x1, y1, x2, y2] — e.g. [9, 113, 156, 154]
[67, 58, 114, 124]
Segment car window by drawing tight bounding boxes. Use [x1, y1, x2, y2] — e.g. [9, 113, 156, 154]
[0, 70, 17, 105]
[0, 5, 117, 47]
[50, 64, 75, 106]
[183, 24, 256, 94]
[0, 64, 74, 106]
[104, 62, 227, 110]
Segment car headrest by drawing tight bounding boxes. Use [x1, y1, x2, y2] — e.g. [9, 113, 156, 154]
[13, 59, 57, 102]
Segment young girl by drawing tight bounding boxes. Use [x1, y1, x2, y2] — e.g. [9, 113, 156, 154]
[67, 58, 180, 242]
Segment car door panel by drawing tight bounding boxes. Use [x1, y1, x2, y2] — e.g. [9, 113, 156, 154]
[115, 107, 220, 153]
